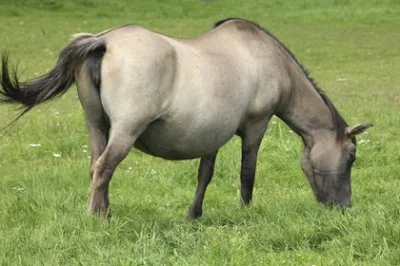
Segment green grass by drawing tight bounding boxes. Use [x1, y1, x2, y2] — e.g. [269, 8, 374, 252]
[0, 0, 399, 265]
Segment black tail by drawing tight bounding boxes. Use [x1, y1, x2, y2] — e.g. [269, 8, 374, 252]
[0, 33, 106, 119]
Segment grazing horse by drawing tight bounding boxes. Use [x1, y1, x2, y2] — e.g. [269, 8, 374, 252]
[0, 18, 372, 219]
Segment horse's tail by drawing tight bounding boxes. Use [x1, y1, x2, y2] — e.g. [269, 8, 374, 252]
[0, 33, 106, 119]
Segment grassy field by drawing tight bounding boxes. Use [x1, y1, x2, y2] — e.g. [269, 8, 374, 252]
[0, 0, 399, 265]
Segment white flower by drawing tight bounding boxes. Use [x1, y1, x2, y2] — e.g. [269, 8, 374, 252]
[13, 186, 25, 192]
[13, 186, 25, 198]
[29, 144, 41, 147]
[358, 139, 370, 145]
[53, 153, 61, 158]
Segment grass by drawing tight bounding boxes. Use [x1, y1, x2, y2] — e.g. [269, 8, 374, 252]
[0, 0, 399, 265]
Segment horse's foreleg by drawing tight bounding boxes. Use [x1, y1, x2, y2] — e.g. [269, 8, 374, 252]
[88, 126, 143, 219]
[239, 119, 269, 205]
[187, 150, 218, 219]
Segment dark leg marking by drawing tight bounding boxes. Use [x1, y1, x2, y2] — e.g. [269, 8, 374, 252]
[239, 120, 269, 205]
[187, 150, 218, 219]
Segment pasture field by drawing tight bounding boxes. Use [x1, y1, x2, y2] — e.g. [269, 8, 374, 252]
[0, 0, 399, 265]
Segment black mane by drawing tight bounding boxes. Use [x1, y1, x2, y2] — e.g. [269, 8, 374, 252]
[214, 18, 348, 140]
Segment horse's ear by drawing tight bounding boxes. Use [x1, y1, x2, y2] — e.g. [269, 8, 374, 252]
[345, 123, 373, 136]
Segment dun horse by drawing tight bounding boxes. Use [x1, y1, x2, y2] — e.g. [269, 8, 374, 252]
[0, 18, 372, 219]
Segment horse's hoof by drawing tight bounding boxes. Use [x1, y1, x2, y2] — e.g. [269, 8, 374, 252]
[87, 206, 111, 220]
[187, 209, 202, 220]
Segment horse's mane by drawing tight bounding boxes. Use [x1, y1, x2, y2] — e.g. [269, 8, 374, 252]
[214, 18, 349, 140]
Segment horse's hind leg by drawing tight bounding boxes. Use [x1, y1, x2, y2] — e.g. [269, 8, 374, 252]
[77, 67, 111, 215]
[88, 125, 145, 219]
[76, 64, 110, 181]
[86, 118, 110, 212]
[87, 117, 109, 180]
[76, 65, 136, 219]
[187, 150, 218, 219]
[239, 118, 269, 205]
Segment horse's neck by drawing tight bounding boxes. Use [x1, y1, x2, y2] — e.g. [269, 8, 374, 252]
[276, 72, 334, 146]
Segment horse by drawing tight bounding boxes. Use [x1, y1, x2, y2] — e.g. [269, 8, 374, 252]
[0, 18, 372, 219]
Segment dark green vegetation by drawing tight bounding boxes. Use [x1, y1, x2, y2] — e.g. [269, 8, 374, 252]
[0, 0, 399, 265]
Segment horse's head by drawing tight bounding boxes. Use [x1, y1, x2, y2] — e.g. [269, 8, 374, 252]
[301, 123, 372, 208]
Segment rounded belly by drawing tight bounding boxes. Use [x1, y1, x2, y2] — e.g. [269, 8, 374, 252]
[133, 118, 238, 160]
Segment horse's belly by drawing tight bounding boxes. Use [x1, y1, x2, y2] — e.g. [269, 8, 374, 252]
[133, 118, 238, 160]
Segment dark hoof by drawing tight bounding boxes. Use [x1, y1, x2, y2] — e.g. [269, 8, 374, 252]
[187, 209, 202, 220]
[240, 198, 252, 207]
